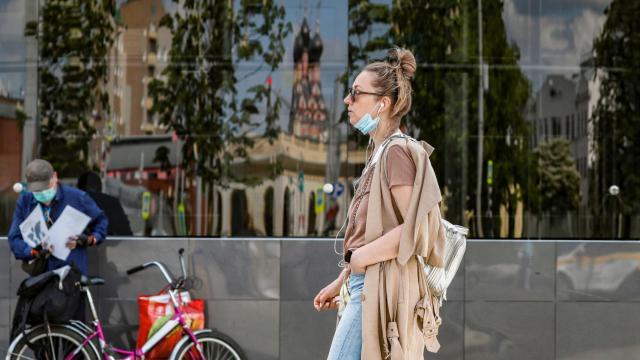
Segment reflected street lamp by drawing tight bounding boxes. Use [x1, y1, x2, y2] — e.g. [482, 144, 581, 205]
[602, 185, 622, 239]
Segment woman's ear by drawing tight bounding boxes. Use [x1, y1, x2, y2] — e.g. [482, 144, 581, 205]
[379, 96, 392, 114]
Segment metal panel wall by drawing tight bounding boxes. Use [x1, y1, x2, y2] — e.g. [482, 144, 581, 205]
[1, 238, 640, 359]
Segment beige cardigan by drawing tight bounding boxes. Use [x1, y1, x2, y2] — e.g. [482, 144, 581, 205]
[361, 137, 446, 360]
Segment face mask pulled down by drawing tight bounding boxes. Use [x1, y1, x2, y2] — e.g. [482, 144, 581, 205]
[353, 103, 382, 135]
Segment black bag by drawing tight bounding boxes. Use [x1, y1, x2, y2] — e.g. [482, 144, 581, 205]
[21, 257, 48, 276]
[21, 245, 51, 276]
[11, 265, 82, 340]
[29, 267, 81, 324]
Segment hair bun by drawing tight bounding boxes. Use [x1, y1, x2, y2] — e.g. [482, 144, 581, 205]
[363, 47, 416, 120]
[387, 47, 416, 80]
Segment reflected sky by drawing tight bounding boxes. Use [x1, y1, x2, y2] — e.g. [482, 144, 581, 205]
[0, 0, 349, 122]
[0, 0, 618, 106]
[503, 0, 612, 90]
[0, 0, 27, 98]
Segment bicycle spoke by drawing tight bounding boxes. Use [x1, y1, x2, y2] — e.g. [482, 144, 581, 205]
[216, 349, 224, 360]
[58, 334, 72, 359]
[211, 343, 221, 360]
[7, 352, 38, 360]
[52, 335, 63, 360]
[47, 334, 56, 360]
[205, 342, 212, 360]
[208, 342, 231, 360]
[220, 346, 231, 360]
[15, 331, 88, 360]
[177, 334, 243, 360]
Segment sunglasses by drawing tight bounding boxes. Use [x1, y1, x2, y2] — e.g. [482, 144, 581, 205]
[347, 87, 383, 102]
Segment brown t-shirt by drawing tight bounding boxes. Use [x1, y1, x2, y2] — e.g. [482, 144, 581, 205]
[343, 144, 417, 253]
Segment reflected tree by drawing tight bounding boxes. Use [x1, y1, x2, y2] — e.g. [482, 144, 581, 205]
[536, 139, 580, 215]
[343, 1, 392, 150]
[466, 0, 532, 237]
[148, 0, 291, 234]
[24, 0, 116, 177]
[591, 0, 640, 237]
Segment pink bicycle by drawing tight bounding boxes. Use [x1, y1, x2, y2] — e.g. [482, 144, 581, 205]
[7, 249, 246, 360]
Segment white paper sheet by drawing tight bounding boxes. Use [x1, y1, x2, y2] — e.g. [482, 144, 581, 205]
[45, 205, 91, 260]
[19, 206, 49, 248]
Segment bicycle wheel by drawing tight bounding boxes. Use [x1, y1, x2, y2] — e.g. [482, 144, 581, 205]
[171, 330, 246, 360]
[6, 324, 99, 360]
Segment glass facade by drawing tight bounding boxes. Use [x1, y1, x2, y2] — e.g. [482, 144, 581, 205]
[1, 0, 638, 239]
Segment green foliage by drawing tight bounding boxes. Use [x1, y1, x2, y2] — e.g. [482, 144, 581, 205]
[536, 139, 581, 213]
[16, 108, 28, 131]
[591, 0, 640, 235]
[149, 0, 291, 188]
[25, 0, 116, 177]
[342, 1, 391, 148]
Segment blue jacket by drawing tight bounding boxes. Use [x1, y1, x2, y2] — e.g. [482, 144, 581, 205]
[8, 184, 108, 275]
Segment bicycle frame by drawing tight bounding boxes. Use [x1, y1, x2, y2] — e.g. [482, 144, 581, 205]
[67, 286, 204, 360]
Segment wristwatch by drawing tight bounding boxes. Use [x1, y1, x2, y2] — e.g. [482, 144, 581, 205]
[344, 249, 353, 263]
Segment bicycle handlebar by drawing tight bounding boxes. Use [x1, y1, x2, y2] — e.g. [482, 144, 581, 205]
[126, 249, 189, 288]
[125, 264, 146, 275]
[126, 261, 174, 285]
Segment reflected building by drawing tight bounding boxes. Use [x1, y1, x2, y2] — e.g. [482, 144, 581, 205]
[105, 0, 171, 138]
[528, 74, 577, 149]
[575, 53, 602, 207]
[99, 8, 355, 237]
[0, 93, 23, 232]
[289, 18, 329, 142]
[215, 133, 362, 237]
[0, 93, 22, 195]
[91, 0, 174, 171]
[525, 56, 601, 207]
[207, 12, 355, 237]
[91, 0, 176, 235]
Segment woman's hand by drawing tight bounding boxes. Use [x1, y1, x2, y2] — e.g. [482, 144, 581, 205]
[313, 277, 343, 312]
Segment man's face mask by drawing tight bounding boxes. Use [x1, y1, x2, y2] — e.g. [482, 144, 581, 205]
[353, 103, 382, 135]
[33, 186, 56, 204]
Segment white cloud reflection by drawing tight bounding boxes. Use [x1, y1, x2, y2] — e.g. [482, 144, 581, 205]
[503, 0, 611, 89]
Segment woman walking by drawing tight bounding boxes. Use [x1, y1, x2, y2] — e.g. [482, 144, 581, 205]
[313, 47, 446, 360]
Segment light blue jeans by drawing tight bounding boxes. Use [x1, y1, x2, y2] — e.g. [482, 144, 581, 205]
[327, 273, 365, 360]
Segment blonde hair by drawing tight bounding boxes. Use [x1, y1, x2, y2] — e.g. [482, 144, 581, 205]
[363, 47, 416, 121]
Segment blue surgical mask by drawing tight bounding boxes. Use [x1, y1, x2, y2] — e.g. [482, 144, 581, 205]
[353, 103, 382, 135]
[33, 187, 57, 204]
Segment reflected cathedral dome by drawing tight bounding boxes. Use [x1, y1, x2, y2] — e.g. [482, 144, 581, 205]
[289, 17, 327, 142]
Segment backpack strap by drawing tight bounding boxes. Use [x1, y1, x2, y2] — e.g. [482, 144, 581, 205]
[19, 297, 46, 355]
[10, 296, 33, 341]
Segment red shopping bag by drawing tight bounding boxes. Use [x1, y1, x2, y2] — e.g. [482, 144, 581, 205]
[136, 291, 205, 359]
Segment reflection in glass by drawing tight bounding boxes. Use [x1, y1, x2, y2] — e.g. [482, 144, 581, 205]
[558, 243, 640, 300]
[264, 187, 274, 236]
[2, 0, 640, 239]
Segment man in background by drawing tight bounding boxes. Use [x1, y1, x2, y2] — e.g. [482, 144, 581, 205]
[77, 171, 132, 236]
